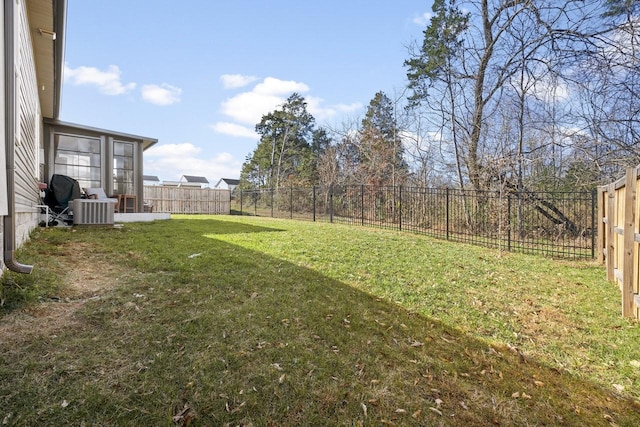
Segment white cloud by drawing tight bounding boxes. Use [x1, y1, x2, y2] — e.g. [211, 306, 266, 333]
[401, 129, 441, 156]
[306, 96, 362, 121]
[536, 80, 569, 103]
[144, 143, 243, 182]
[413, 12, 433, 26]
[210, 122, 258, 139]
[253, 77, 309, 95]
[219, 77, 310, 125]
[214, 75, 362, 137]
[64, 64, 136, 95]
[220, 74, 260, 89]
[145, 142, 201, 158]
[221, 91, 284, 125]
[141, 83, 182, 106]
[515, 73, 570, 103]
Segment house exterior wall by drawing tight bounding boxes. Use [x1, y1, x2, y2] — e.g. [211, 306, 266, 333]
[214, 181, 238, 194]
[0, 0, 42, 258]
[14, 0, 41, 245]
[221, 183, 238, 192]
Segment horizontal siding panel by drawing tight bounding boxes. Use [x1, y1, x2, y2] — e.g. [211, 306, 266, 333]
[15, 2, 40, 213]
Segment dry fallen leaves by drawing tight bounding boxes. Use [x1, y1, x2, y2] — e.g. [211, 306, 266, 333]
[224, 401, 246, 414]
[429, 407, 443, 416]
[173, 403, 195, 425]
[512, 391, 532, 399]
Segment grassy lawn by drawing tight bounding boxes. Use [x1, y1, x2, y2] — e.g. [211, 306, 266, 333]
[1, 215, 639, 426]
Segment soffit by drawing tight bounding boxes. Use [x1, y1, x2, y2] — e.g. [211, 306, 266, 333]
[26, 0, 62, 119]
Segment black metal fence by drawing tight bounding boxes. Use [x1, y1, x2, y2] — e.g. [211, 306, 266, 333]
[232, 185, 596, 259]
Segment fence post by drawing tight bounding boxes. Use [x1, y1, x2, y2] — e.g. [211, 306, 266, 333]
[392, 185, 396, 227]
[597, 186, 606, 263]
[591, 188, 596, 260]
[269, 187, 274, 218]
[313, 186, 316, 222]
[507, 193, 512, 252]
[446, 188, 450, 240]
[290, 186, 293, 219]
[361, 185, 364, 226]
[399, 185, 403, 231]
[607, 183, 616, 282]
[240, 190, 243, 215]
[622, 168, 637, 317]
[330, 186, 334, 223]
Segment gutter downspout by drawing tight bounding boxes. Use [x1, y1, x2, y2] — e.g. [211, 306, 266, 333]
[3, 0, 33, 274]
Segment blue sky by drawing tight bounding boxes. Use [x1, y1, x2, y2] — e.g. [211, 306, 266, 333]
[60, 0, 433, 184]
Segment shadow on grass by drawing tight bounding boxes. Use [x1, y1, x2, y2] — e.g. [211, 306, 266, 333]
[0, 218, 638, 426]
[170, 217, 285, 235]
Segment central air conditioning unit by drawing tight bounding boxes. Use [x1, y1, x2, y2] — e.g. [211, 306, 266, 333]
[71, 199, 116, 225]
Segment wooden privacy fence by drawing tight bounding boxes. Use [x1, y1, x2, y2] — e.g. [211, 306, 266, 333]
[143, 186, 230, 214]
[598, 167, 640, 319]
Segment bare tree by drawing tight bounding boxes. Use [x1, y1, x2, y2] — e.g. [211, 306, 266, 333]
[406, 0, 606, 190]
[570, 10, 640, 182]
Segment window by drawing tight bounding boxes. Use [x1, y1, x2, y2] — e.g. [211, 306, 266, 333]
[53, 134, 101, 189]
[113, 141, 134, 194]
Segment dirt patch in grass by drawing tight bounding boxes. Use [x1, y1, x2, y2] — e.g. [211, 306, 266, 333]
[58, 241, 124, 297]
[0, 241, 124, 346]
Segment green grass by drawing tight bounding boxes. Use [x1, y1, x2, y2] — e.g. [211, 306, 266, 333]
[1, 215, 639, 426]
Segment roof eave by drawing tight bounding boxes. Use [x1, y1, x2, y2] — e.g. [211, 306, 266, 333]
[27, 0, 66, 120]
[44, 119, 158, 150]
[53, 0, 66, 119]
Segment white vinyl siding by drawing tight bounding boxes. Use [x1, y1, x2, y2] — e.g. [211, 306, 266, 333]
[14, 0, 41, 214]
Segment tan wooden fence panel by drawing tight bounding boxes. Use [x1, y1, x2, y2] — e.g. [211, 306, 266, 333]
[143, 186, 230, 214]
[599, 167, 640, 319]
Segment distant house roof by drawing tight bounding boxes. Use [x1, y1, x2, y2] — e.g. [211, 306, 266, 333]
[217, 178, 240, 186]
[143, 175, 160, 182]
[180, 175, 209, 184]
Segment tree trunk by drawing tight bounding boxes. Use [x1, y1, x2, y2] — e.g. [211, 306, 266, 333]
[275, 127, 289, 188]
